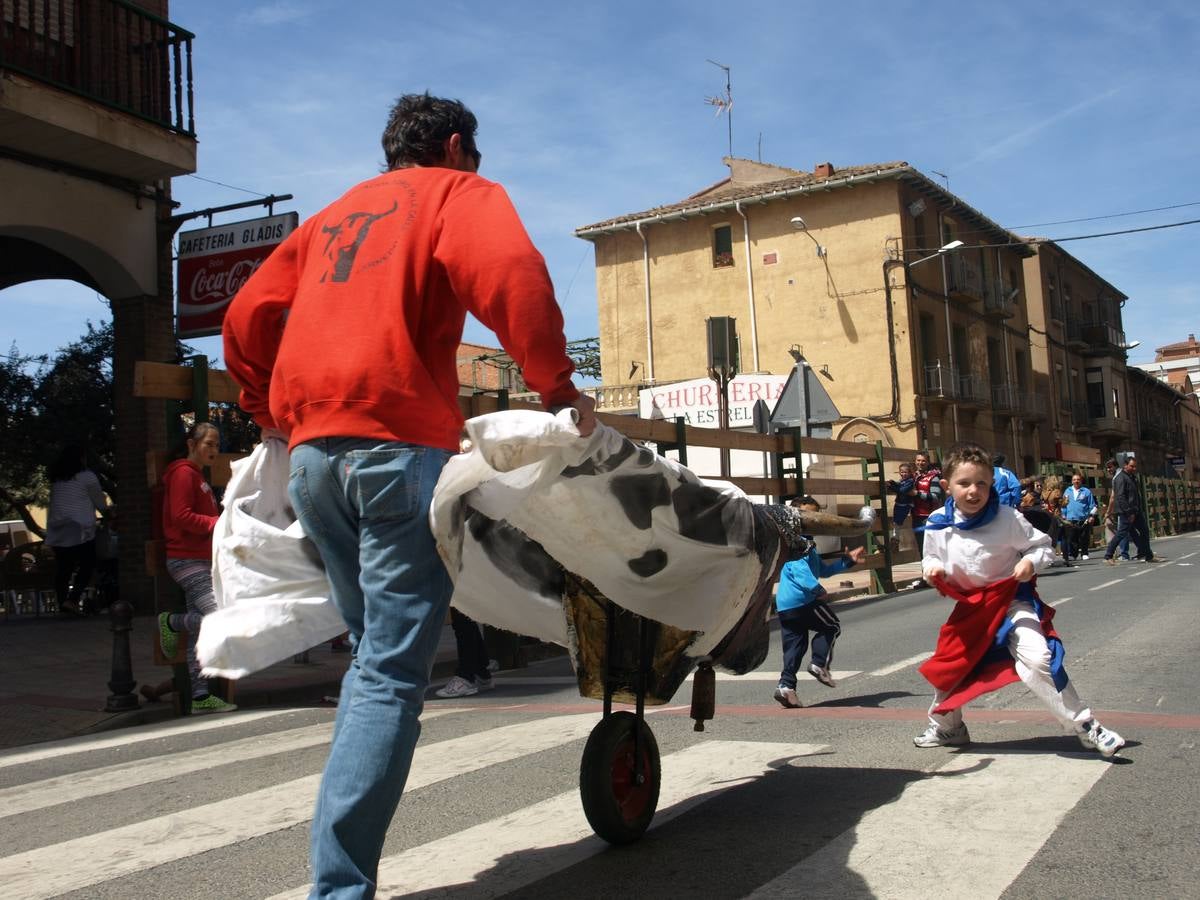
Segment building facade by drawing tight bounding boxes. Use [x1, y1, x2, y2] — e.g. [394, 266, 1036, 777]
[576, 158, 1041, 471]
[2, 0, 197, 610]
[1136, 333, 1200, 405]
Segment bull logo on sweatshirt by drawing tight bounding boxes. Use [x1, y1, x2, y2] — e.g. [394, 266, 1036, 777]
[319, 200, 399, 283]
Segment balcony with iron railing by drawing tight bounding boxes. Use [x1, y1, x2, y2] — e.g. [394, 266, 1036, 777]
[991, 382, 1019, 414]
[983, 282, 1017, 318]
[946, 255, 985, 303]
[922, 361, 958, 400]
[1, 0, 196, 179]
[1081, 323, 1127, 356]
[957, 372, 989, 406]
[1020, 390, 1048, 420]
[1064, 320, 1089, 348]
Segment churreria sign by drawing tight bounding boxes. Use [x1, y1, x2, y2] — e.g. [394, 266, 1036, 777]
[176, 212, 298, 338]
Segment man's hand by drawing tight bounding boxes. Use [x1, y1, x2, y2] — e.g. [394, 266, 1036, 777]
[1012, 558, 1035, 582]
[570, 393, 597, 437]
[925, 564, 945, 580]
[846, 546, 866, 565]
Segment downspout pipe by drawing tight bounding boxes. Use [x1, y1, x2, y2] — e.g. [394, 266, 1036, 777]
[734, 201, 761, 373]
[635, 221, 654, 382]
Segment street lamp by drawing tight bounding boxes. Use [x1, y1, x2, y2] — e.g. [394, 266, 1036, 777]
[879, 239, 964, 420]
[790, 216, 826, 257]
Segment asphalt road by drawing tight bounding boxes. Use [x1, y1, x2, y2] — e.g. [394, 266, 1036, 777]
[1, 532, 1196, 900]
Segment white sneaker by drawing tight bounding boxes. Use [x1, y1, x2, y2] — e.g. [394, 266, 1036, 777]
[435, 675, 478, 698]
[773, 684, 801, 709]
[475, 675, 494, 693]
[1078, 720, 1125, 758]
[1080, 553, 1089, 560]
[807, 663, 836, 688]
[487, 658, 500, 673]
[913, 722, 970, 748]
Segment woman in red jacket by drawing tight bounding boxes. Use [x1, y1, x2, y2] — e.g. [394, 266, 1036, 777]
[156, 421, 236, 714]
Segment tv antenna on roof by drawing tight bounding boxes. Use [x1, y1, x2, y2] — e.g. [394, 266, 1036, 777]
[705, 59, 733, 158]
[931, 169, 950, 191]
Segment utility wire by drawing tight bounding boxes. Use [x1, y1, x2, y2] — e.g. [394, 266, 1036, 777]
[941, 217, 1200, 251]
[1007, 200, 1200, 230]
[184, 173, 270, 197]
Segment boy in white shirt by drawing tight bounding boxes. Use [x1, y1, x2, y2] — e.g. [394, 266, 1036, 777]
[914, 443, 1125, 757]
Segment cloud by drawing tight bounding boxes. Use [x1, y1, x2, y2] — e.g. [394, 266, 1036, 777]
[236, 2, 312, 27]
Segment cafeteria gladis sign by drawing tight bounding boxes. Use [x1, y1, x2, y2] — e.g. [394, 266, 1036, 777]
[176, 212, 298, 338]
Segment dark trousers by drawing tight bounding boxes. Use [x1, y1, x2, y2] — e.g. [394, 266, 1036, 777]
[778, 602, 841, 689]
[449, 607, 490, 681]
[1106, 513, 1152, 561]
[52, 540, 95, 610]
[912, 515, 928, 556]
[1062, 519, 1092, 557]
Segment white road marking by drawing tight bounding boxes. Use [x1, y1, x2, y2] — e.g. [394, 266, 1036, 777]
[0, 708, 298, 770]
[1089, 579, 1124, 591]
[477, 670, 863, 685]
[745, 749, 1110, 899]
[0, 712, 600, 899]
[1049, 596, 1074, 607]
[268, 740, 829, 900]
[869, 652, 929, 678]
[0, 722, 333, 820]
[1177, 551, 1196, 560]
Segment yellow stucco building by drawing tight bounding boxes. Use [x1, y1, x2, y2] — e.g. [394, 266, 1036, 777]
[576, 159, 1042, 471]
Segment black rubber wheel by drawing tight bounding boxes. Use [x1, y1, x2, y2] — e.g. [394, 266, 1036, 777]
[579, 711, 661, 844]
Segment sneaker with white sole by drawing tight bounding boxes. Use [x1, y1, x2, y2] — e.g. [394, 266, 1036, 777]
[1078, 720, 1125, 758]
[435, 675, 478, 698]
[474, 675, 494, 693]
[913, 722, 970, 748]
[807, 663, 836, 688]
[1080, 553, 1089, 560]
[773, 684, 802, 709]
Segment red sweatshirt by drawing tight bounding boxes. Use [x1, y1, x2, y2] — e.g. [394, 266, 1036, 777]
[162, 459, 220, 559]
[223, 166, 580, 452]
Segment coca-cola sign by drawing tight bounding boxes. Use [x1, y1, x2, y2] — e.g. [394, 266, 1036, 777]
[176, 212, 298, 338]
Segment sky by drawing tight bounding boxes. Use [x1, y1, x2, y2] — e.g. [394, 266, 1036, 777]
[4, 0, 1199, 371]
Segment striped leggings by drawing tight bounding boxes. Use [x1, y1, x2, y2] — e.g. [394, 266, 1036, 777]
[165, 558, 217, 699]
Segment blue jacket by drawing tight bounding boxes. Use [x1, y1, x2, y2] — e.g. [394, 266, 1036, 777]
[993, 467, 1022, 508]
[1062, 485, 1097, 521]
[776, 543, 853, 612]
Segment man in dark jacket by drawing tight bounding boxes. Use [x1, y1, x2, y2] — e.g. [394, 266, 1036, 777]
[1103, 457, 1160, 564]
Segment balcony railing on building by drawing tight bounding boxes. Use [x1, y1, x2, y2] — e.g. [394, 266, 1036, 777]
[1081, 323, 1126, 356]
[957, 372, 989, 406]
[1020, 390, 1047, 420]
[923, 361, 958, 400]
[1071, 401, 1092, 430]
[0, 0, 195, 135]
[946, 256, 984, 303]
[983, 282, 1017, 318]
[991, 382, 1019, 414]
[1064, 321, 1089, 349]
[581, 382, 644, 413]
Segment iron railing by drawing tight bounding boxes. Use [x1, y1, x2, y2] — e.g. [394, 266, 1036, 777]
[923, 361, 958, 398]
[1, 0, 195, 135]
[958, 372, 989, 405]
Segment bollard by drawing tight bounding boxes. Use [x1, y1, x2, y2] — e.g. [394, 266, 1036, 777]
[105, 599, 140, 712]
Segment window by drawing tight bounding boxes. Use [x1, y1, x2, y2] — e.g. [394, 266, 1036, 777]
[919, 313, 937, 368]
[913, 213, 927, 252]
[712, 225, 734, 268]
[1086, 368, 1105, 419]
[942, 218, 955, 247]
[1048, 272, 1062, 321]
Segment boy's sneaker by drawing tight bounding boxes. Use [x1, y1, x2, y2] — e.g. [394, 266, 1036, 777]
[1080, 553, 1090, 560]
[474, 675, 494, 693]
[191, 695, 237, 715]
[1078, 720, 1125, 758]
[157, 612, 178, 659]
[913, 722, 970, 748]
[1104, 557, 1117, 566]
[807, 663, 837, 688]
[435, 675, 478, 698]
[773, 684, 802, 709]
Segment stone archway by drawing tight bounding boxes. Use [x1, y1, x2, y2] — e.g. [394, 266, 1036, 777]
[836, 417, 896, 447]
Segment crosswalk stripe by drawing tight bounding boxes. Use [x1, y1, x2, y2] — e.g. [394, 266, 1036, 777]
[0, 712, 600, 899]
[0, 708, 298, 770]
[868, 652, 929, 678]
[268, 739, 829, 900]
[1090, 578, 1123, 591]
[0, 722, 334, 820]
[743, 749, 1110, 899]
[486, 670, 863, 686]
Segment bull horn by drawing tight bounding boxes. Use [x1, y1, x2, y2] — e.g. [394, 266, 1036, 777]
[792, 504, 876, 537]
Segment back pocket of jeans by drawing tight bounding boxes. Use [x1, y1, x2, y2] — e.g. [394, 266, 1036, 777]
[348, 448, 422, 521]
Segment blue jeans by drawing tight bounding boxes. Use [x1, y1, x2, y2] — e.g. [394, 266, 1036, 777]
[1106, 512, 1151, 561]
[289, 438, 453, 899]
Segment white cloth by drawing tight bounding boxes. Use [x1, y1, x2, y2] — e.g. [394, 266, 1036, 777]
[929, 599, 1092, 732]
[430, 410, 774, 658]
[921, 505, 1055, 587]
[198, 439, 343, 678]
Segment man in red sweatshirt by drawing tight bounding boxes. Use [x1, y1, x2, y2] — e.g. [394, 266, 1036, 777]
[223, 92, 594, 898]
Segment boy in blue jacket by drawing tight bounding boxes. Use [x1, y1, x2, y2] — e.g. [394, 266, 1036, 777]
[773, 496, 866, 708]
